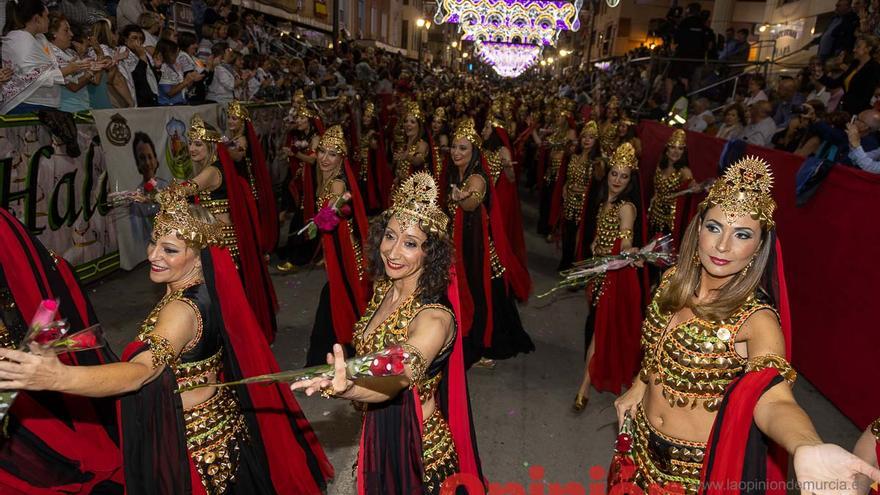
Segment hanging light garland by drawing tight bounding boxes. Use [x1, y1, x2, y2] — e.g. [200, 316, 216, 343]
[434, 0, 583, 47]
[475, 41, 543, 78]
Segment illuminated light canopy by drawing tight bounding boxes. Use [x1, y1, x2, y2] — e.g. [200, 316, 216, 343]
[475, 41, 543, 78]
[435, 0, 583, 47]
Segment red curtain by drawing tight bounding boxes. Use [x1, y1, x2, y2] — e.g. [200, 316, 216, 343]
[638, 121, 880, 430]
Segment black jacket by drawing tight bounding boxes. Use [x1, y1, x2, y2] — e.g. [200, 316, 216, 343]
[822, 58, 880, 115]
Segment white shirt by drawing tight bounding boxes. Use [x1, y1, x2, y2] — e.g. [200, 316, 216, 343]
[207, 64, 235, 103]
[743, 90, 768, 108]
[805, 87, 831, 107]
[741, 117, 777, 147]
[0, 30, 64, 112]
[848, 146, 880, 174]
[686, 110, 714, 133]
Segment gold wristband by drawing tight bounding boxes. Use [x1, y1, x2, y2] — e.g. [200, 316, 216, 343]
[142, 333, 175, 369]
[746, 353, 797, 384]
[401, 343, 427, 385]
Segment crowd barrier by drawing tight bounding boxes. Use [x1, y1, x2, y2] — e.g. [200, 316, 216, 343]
[638, 121, 880, 429]
[0, 102, 292, 280]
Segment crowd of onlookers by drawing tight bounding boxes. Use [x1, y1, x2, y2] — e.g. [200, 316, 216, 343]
[0, 0, 424, 114]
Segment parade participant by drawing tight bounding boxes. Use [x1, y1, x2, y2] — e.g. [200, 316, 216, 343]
[448, 118, 534, 368]
[182, 115, 277, 343]
[292, 172, 483, 494]
[572, 142, 644, 411]
[854, 417, 880, 494]
[647, 128, 697, 248]
[613, 156, 880, 494]
[392, 100, 430, 186]
[535, 104, 576, 239]
[0, 208, 123, 493]
[304, 125, 370, 366]
[429, 106, 450, 183]
[277, 102, 321, 272]
[225, 100, 278, 254]
[552, 120, 604, 272]
[0, 185, 333, 494]
[358, 101, 392, 214]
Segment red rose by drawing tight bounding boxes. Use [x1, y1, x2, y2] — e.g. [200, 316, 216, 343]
[143, 178, 157, 193]
[314, 206, 340, 232]
[369, 346, 408, 376]
[33, 326, 64, 344]
[68, 331, 98, 349]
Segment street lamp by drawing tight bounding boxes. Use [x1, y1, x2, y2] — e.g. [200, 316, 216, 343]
[451, 41, 458, 48]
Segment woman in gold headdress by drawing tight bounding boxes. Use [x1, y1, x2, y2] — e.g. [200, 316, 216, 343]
[292, 172, 483, 494]
[0, 184, 333, 494]
[224, 100, 278, 255]
[448, 118, 534, 368]
[535, 105, 576, 240]
[392, 101, 429, 186]
[304, 125, 370, 367]
[277, 103, 321, 272]
[611, 156, 880, 494]
[429, 106, 450, 182]
[572, 142, 644, 411]
[553, 120, 604, 271]
[358, 100, 392, 215]
[183, 115, 278, 342]
[647, 128, 697, 249]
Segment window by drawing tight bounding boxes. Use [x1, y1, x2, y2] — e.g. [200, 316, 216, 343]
[401, 20, 409, 49]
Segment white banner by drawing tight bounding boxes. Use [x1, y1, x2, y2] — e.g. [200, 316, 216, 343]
[92, 104, 221, 270]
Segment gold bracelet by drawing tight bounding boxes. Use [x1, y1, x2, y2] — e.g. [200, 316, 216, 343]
[142, 333, 175, 369]
[320, 386, 336, 399]
[746, 353, 797, 384]
[401, 343, 427, 385]
[619, 229, 633, 240]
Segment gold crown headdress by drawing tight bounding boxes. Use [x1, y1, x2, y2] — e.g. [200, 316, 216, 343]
[703, 155, 776, 228]
[433, 106, 447, 123]
[580, 120, 599, 139]
[289, 103, 316, 121]
[607, 95, 620, 109]
[187, 115, 222, 143]
[227, 100, 250, 121]
[389, 172, 449, 235]
[292, 89, 307, 107]
[153, 182, 223, 249]
[667, 128, 686, 148]
[319, 125, 348, 155]
[363, 101, 376, 121]
[452, 117, 482, 149]
[609, 142, 638, 171]
[403, 100, 424, 122]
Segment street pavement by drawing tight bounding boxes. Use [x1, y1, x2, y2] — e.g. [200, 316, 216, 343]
[91, 191, 861, 493]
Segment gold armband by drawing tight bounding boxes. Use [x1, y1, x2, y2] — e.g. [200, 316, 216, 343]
[619, 229, 633, 240]
[870, 418, 880, 442]
[745, 353, 797, 384]
[401, 343, 427, 385]
[468, 189, 484, 204]
[141, 333, 175, 369]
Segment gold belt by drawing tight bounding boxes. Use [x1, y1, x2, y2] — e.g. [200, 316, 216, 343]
[184, 387, 249, 495]
[422, 408, 459, 493]
[632, 405, 705, 495]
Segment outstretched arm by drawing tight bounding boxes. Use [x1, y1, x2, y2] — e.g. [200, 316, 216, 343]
[0, 300, 197, 397]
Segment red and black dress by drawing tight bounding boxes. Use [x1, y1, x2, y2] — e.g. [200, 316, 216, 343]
[0, 208, 123, 493]
[305, 160, 370, 366]
[119, 247, 332, 494]
[484, 127, 529, 284]
[536, 130, 569, 236]
[193, 146, 278, 344]
[357, 124, 392, 215]
[550, 148, 602, 271]
[237, 120, 278, 254]
[449, 156, 534, 368]
[279, 127, 320, 266]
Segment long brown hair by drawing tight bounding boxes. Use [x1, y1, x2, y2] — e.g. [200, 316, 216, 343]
[657, 205, 773, 321]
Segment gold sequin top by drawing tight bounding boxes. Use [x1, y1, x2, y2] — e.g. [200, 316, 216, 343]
[871, 417, 880, 443]
[358, 131, 373, 182]
[593, 202, 633, 256]
[316, 171, 344, 211]
[648, 168, 684, 234]
[563, 153, 593, 221]
[485, 149, 504, 182]
[639, 270, 784, 412]
[137, 284, 224, 390]
[353, 281, 456, 404]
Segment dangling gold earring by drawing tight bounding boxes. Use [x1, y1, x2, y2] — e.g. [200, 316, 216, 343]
[741, 257, 755, 277]
[692, 252, 701, 266]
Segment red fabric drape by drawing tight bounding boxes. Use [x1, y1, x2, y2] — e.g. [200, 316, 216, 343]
[638, 120, 880, 429]
[494, 173, 528, 277]
[215, 145, 278, 343]
[452, 206, 493, 345]
[512, 124, 537, 182]
[0, 208, 123, 493]
[481, 156, 532, 301]
[245, 121, 278, 252]
[210, 246, 333, 493]
[588, 240, 642, 394]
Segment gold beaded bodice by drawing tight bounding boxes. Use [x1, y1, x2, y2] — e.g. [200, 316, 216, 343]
[639, 271, 782, 412]
[395, 141, 421, 179]
[485, 149, 504, 182]
[649, 168, 683, 234]
[316, 172, 344, 210]
[593, 202, 632, 256]
[353, 281, 455, 404]
[563, 153, 593, 221]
